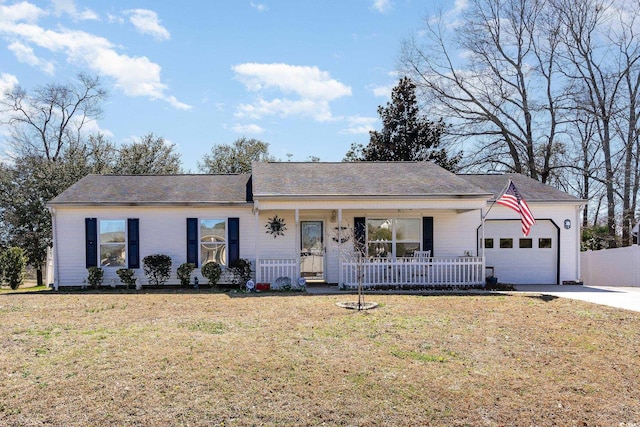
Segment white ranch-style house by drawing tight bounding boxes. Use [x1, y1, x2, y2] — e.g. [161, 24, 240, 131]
[48, 162, 584, 289]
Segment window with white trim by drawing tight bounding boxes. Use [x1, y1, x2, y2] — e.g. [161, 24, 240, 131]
[99, 219, 126, 267]
[367, 218, 421, 257]
[200, 219, 227, 266]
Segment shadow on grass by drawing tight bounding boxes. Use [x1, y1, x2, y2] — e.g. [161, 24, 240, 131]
[525, 294, 560, 302]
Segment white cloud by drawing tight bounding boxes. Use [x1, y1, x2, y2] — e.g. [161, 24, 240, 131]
[0, 2, 189, 109]
[341, 115, 377, 134]
[372, 83, 394, 97]
[0, 1, 45, 23]
[371, 0, 392, 13]
[0, 72, 19, 93]
[8, 41, 55, 74]
[435, 0, 469, 29]
[250, 2, 268, 12]
[51, 0, 99, 21]
[232, 123, 265, 134]
[232, 63, 351, 122]
[125, 9, 170, 41]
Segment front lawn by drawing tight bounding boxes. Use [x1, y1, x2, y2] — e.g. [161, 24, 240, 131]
[1, 291, 639, 426]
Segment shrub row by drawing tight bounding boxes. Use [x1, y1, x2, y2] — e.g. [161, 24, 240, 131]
[86, 255, 252, 289]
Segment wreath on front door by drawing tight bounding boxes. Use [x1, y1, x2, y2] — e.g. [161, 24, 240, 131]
[265, 215, 287, 238]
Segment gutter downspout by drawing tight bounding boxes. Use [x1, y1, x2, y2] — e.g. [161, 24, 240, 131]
[49, 207, 59, 290]
[254, 201, 260, 283]
[576, 204, 582, 282]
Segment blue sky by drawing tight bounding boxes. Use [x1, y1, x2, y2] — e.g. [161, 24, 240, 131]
[0, 0, 452, 171]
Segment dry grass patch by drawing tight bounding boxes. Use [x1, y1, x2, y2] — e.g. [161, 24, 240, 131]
[0, 291, 639, 426]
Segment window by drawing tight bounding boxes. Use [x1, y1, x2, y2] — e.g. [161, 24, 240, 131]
[367, 218, 420, 257]
[519, 238, 533, 248]
[200, 219, 226, 266]
[99, 220, 126, 267]
[539, 238, 552, 249]
[484, 238, 494, 249]
[499, 238, 513, 249]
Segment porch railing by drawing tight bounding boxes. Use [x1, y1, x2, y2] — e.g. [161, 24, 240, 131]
[258, 256, 485, 288]
[257, 258, 297, 284]
[341, 256, 485, 289]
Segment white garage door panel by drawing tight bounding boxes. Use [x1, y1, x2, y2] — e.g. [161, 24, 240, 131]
[484, 220, 557, 285]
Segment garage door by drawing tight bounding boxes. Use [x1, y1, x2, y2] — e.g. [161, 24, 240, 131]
[482, 220, 558, 285]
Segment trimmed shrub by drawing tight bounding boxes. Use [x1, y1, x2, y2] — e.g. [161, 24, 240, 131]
[116, 268, 137, 289]
[229, 258, 253, 286]
[87, 266, 104, 289]
[201, 262, 222, 286]
[177, 263, 195, 286]
[1, 247, 26, 290]
[142, 254, 172, 286]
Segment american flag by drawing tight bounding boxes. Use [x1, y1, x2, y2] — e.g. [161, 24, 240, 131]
[496, 180, 536, 236]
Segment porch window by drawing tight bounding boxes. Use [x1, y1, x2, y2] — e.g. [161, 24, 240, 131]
[99, 219, 126, 267]
[367, 218, 421, 257]
[200, 219, 227, 266]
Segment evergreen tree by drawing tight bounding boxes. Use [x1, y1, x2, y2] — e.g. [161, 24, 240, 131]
[345, 77, 461, 171]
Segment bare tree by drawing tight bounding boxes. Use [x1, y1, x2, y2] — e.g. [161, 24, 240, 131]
[401, 0, 567, 183]
[553, 0, 640, 246]
[1, 73, 106, 161]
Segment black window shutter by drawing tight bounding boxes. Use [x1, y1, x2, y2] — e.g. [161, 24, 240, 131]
[354, 217, 366, 253]
[127, 218, 140, 269]
[186, 218, 198, 267]
[85, 218, 98, 268]
[228, 217, 240, 265]
[422, 217, 434, 255]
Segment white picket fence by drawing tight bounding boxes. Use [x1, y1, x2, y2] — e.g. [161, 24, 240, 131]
[257, 258, 298, 284]
[258, 256, 486, 288]
[341, 256, 485, 289]
[581, 246, 640, 287]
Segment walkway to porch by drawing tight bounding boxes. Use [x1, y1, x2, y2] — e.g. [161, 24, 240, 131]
[257, 256, 486, 289]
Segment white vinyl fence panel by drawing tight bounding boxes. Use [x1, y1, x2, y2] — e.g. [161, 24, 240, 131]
[581, 246, 640, 287]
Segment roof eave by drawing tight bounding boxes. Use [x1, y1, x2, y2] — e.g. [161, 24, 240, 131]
[253, 193, 494, 199]
[47, 201, 254, 208]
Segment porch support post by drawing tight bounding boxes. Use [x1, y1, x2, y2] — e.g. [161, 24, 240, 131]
[295, 208, 300, 280]
[255, 202, 260, 283]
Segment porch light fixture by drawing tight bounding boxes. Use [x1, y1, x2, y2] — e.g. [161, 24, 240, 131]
[564, 219, 571, 230]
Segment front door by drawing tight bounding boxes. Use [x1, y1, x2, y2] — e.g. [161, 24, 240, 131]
[300, 221, 324, 281]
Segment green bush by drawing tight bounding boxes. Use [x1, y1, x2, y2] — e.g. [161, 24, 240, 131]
[201, 262, 222, 286]
[142, 254, 172, 286]
[229, 258, 253, 286]
[177, 262, 195, 286]
[0, 247, 26, 290]
[116, 268, 137, 289]
[87, 266, 104, 289]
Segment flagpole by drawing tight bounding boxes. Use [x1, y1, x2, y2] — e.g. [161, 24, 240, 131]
[481, 178, 512, 281]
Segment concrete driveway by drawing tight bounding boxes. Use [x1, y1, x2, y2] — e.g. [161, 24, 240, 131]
[514, 285, 640, 313]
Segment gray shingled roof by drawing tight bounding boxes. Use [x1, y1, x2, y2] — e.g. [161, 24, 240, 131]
[458, 173, 583, 203]
[49, 174, 252, 205]
[252, 161, 491, 198]
[49, 164, 582, 206]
